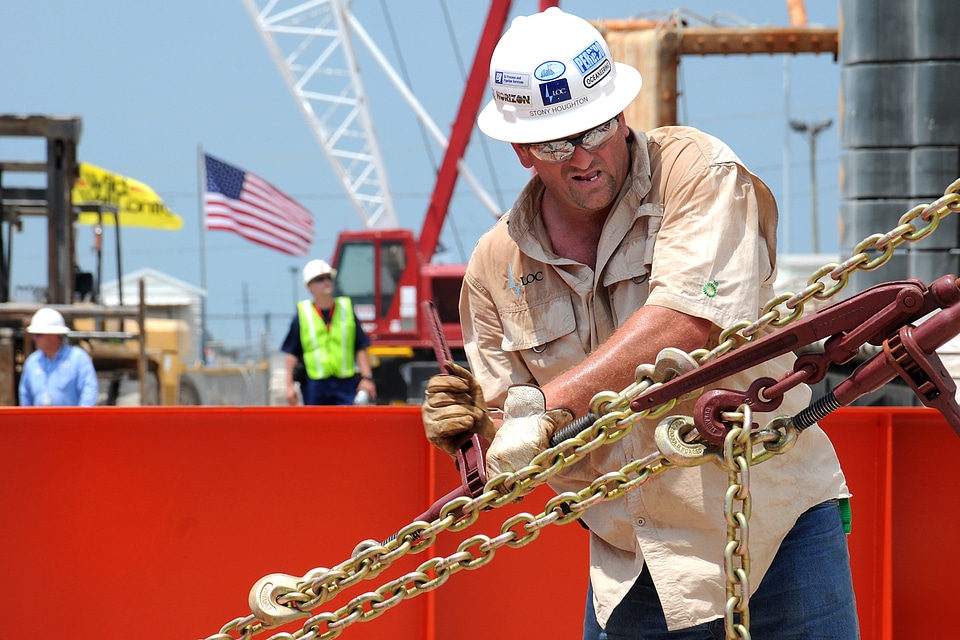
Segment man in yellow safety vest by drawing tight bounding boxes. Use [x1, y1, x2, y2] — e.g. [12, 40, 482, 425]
[281, 259, 377, 405]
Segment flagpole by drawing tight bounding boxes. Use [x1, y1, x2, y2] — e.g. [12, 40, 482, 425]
[197, 144, 209, 365]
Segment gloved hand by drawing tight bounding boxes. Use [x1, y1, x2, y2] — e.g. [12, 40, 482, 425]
[422, 361, 495, 456]
[485, 384, 574, 489]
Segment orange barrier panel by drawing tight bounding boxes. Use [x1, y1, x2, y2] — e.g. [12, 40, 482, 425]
[822, 407, 960, 640]
[0, 406, 589, 640]
[0, 405, 956, 639]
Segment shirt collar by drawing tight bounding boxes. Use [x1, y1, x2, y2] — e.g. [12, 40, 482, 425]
[505, 128, 654, 262]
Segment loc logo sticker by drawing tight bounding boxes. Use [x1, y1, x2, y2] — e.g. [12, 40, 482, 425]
[539, 78, 570, 105]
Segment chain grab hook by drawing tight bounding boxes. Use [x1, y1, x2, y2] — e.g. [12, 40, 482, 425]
[249, 574, 311, 627]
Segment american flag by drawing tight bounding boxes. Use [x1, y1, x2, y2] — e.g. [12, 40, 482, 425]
[203, 154, 314, 257]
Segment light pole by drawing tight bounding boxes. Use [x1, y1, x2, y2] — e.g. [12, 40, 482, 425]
[789, 118, 833, 254]
[289, 266, 299, 307]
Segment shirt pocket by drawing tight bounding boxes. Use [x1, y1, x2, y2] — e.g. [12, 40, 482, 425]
[603, 205, 661, 284]
[498, 291, 576, 352]
[602, 208, 661, 324]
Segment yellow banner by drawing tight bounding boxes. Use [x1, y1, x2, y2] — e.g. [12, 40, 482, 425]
[73, 162, 183, 231]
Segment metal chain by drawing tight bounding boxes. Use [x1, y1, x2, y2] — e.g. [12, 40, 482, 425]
[721, 407, 753, 640]
[209, 424, 787, 640]
[205, 178, 960, 640]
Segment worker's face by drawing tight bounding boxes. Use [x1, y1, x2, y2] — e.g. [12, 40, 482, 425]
[307, 274, 334, 294]
[512, 113, 631, 216]
[33, 333, 62, 356]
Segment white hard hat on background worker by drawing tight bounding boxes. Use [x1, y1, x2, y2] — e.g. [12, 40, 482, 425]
[26, 307, 70, 335]
[302, 259, 336, 285]
[477, 6, 643, 144]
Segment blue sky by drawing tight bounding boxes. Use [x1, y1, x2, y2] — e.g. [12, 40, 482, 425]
[1, 1, 840, 349]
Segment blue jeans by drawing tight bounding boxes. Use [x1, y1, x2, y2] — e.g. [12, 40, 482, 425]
[302, 376, 359, 405]
[583, 500, 860, 639]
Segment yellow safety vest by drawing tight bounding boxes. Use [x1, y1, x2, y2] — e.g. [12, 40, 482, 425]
[297, 297, 356, 380]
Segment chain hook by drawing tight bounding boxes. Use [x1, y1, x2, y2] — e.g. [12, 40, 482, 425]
[249, 573, 311, 627]
[654, 415, 719, 467]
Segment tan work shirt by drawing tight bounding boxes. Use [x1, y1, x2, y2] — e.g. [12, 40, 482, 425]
[460, 126, 850, 631]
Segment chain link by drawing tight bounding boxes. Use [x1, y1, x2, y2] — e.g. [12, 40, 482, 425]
[721, 407, 753, 640]
[205, 179, 960, 640]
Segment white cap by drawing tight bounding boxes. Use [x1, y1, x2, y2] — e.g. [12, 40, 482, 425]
[302, 259, 337, 285]
[26, 308, 69, 335]
[477, 7, 642, 144]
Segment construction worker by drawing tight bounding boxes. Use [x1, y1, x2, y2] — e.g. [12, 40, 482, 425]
[281, 259, 376, 406]
[422, 7, 858, 639]
[19, 307, 98, 406]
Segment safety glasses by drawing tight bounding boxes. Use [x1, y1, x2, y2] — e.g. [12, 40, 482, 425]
[525, 116, 621, 163]
[309, 274, 332, 284]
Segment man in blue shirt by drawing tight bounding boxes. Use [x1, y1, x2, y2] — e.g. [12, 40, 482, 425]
[19, 307, 99, 407]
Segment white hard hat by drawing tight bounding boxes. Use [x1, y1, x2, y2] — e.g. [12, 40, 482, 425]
[477, 7, 643, 144]
[302, 259, 337, 285]
[26, 307, 69, 335]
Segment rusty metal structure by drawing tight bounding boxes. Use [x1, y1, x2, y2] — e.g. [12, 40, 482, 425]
[0, 114, 81, 304]
[599, 20, 837, 132]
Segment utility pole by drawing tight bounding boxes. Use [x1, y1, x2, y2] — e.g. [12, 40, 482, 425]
[289, 266, 298, 307]
[789, 118, 833, 253]
[242, 282, 251, 344]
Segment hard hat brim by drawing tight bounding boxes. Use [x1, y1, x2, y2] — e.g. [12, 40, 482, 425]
[477, 62, 642, 144]
[26, 325, 69, 335]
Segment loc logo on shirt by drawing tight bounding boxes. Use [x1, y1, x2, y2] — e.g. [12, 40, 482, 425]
[508, 264, 543, 298]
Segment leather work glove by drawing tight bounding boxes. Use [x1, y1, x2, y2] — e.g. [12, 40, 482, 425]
[422, 361, 495, 457]
[485, 384, 574, 490]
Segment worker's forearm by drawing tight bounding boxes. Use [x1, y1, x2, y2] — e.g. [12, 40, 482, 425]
[356, 350, 373, 379]
[284, 354, 297, 386]
[541, 305, 712, 416]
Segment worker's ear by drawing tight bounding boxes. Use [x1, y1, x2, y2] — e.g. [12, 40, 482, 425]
[512, 143, 535, 169]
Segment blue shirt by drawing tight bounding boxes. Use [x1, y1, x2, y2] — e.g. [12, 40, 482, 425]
[19, 344, 99, 406]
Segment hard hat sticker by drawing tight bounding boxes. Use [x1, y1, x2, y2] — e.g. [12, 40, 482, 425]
[495, 70, 530, 88]
[584, 59, 611, 88]
[573, 40, 607, 75]
[495, 90, 532, 105]
[539, 78, 571, 106]
[534, 61, 566, 81]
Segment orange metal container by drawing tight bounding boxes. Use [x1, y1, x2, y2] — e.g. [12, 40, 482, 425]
[0, 405, 954, 639]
